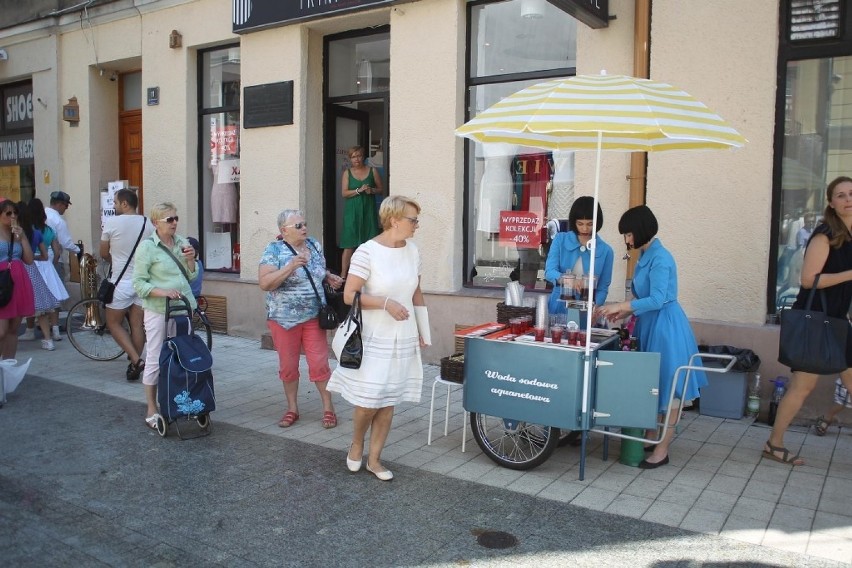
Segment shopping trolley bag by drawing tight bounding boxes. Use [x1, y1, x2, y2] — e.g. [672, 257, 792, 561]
[158, 307, 215, 424]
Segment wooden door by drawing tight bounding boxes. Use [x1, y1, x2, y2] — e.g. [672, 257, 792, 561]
[119, 110, 143, 209]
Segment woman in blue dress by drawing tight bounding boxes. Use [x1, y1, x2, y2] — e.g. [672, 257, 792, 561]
[598, 205, 707, 469]
[544, 196, 613, 314]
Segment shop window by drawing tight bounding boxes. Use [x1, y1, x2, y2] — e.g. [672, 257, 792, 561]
[0, 81, 35, 203]
[464, 0, 577, 290]
[199, 46, 241, 273]
[775, 55, 852, 310]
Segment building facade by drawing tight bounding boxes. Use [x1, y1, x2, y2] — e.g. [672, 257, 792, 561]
[1, 0, 850, 415]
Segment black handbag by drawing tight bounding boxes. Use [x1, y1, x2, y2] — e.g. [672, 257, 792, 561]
[97, 279, 115, 304]
[98, 218, 148, 305]
[332, 291, 362, 369]
[282, 240, 339, 330]
[778, 274, 849, 375]
[323, 281, 349, 321]
[0, 233, 14, 308]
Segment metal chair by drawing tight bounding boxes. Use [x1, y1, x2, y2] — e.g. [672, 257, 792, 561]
[427, 375, 467, 452]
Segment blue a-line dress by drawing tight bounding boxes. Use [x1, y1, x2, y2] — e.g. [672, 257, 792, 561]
[630, 239, 707, 412]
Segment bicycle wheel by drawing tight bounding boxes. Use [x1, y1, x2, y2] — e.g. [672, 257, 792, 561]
[470, 413, 560, 470]
[66, 298, 126, 361]
[192, 309, 213, 351]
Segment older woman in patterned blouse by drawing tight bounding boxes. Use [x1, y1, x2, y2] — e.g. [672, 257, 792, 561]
[259, 209, 344, 430]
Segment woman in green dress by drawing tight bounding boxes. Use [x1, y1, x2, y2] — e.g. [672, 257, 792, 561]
[340, 146, 383, 278]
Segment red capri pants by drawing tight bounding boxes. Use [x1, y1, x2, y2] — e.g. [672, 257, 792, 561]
[266, 318, 331, 383]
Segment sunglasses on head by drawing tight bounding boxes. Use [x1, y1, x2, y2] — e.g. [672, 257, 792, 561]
[161, 215, 179, 223]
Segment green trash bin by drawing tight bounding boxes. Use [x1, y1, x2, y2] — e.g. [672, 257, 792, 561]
[619, 427, 645, 467]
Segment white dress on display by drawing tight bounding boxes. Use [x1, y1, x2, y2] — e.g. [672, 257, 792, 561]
[548, 150, 575, 219]
[476, 144, 517, 233]
[210, 163, 238, 224]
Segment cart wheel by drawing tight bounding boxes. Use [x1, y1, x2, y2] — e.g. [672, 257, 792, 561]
[156, 415, 168, 437]
[469, 413, 560, 470]
[196, 414, 210, 430]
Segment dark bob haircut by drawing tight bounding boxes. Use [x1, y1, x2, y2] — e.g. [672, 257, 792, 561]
[568, 196, 603, 233]
[617, 205, 658, 248]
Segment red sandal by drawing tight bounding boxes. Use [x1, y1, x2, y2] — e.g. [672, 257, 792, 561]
[322, 411, 338, 429]
[277, 411, 299, 428]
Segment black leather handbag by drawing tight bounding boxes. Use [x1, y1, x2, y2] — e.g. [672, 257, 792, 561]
[778, 274, 849, 375]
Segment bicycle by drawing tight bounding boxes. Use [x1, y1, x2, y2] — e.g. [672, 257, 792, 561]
[67, 295, 213, 361]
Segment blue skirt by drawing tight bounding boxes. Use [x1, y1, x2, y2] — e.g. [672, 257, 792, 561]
[634, 301, 707, 413]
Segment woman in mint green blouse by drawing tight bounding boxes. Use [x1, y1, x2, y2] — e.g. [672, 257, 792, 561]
[133, 202, 198, 430]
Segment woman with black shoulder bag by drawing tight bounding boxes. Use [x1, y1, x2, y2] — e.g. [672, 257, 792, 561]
[258, 209, 344, 430]
[767, 176, 852, 466]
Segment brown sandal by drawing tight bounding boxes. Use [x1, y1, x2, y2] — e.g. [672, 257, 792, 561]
[762, 441, 804, 466]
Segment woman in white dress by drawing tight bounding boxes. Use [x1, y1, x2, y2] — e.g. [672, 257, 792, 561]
[328, 195, 431, 481]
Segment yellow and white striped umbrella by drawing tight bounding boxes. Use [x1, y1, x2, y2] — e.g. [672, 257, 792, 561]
[455, 73, 746, 151]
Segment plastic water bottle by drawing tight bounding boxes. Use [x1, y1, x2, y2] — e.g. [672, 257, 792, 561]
[767, 377, 787, 426]
[747, 372, 761, 419]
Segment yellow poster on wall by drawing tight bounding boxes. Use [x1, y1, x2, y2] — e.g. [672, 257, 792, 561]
[0, 166, 21, 201]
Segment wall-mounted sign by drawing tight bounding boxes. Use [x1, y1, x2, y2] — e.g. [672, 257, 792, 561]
[3, 83, 33, 131]
[147, 87, 160, 106]
[547, 0, 609, 29]
[789, 0, 842, 41]
[62, 96, 80, 124]
[233, 0, 401, 33]
[243, 81, 294, 128]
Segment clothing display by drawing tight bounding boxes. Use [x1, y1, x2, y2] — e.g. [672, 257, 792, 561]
[548, 150, 575, 219]
[476, 145, 515, 233]
[210, 163, 238, 224]
[327, 240, 424, 408]
[339, 168, 380, 249]
[630, 238, 707, 412]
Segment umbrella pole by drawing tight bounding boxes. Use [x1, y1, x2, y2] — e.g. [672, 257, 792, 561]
[581, 131, 603, 418]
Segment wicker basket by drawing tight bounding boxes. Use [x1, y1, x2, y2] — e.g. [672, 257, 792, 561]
[496, 302, 536, 324]
[440, 353, 465, 384]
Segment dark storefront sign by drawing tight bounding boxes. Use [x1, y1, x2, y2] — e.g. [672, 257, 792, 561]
[233, 0, 397, 33]
[0, 133, 34, 166]
[547, 0, 609, 29]
[3, 82, 33, 131]
[233, 0, 608, 33]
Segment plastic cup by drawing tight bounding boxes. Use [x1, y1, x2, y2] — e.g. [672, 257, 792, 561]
[550, 325, 563, 344]
[567, 330, 578, 344]
[522, 315, 533, 332]
[510, 318, 522, 335]
[576, 331, 586, 346]
[534, 327, 545, 342]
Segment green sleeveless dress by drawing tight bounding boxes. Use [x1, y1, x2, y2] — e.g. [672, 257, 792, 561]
[339, 167, 380, 248]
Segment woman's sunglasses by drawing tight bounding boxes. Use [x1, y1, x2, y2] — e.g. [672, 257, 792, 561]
[161, 215, 179, 223]
[284, 222, 307, 230]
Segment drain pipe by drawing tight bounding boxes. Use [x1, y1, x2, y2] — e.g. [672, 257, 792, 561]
[628, 0, 651, 208]
[625, 0, 651, 288]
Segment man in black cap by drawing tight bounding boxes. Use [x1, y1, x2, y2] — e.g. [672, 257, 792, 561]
[45, 190, 80, 341]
